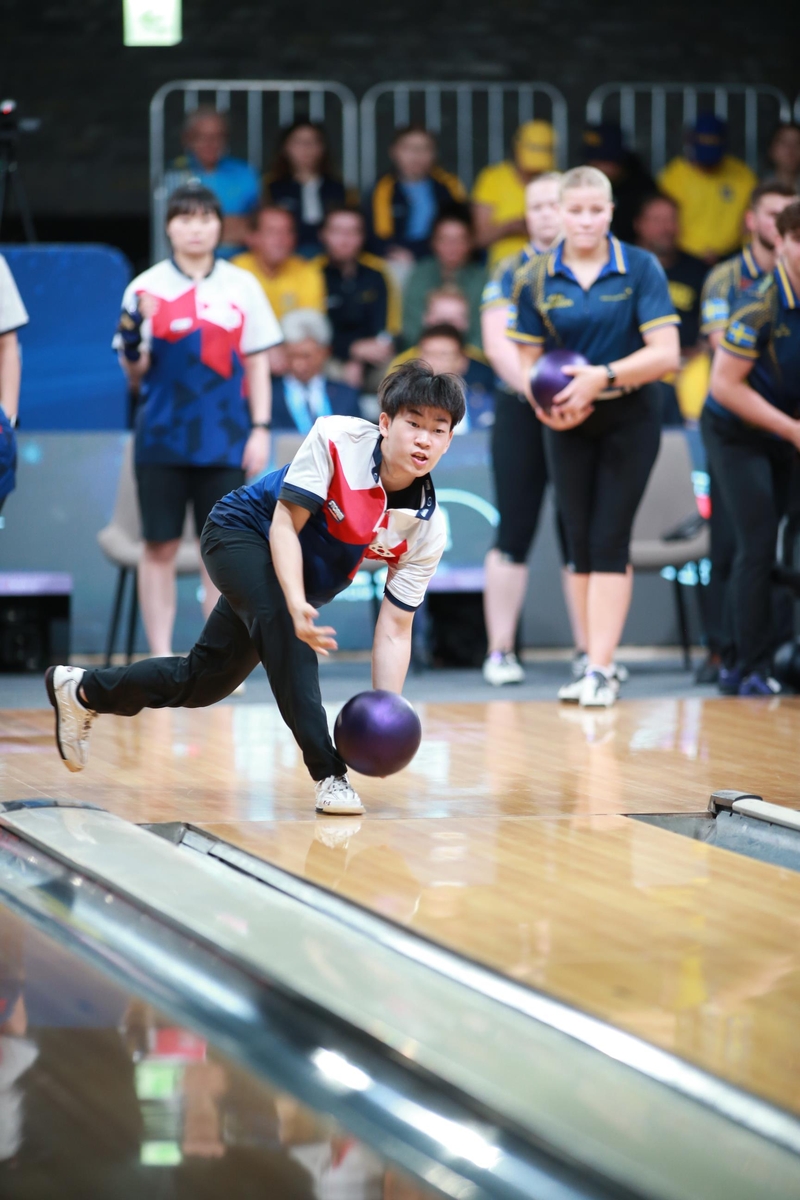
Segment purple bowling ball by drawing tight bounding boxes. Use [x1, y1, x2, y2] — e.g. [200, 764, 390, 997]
[530, 349, 590, 413]
[334, 690, 422, 777]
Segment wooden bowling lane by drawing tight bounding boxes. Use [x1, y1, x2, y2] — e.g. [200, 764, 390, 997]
[200, 812, 800, 1121]
[4, 695, 800, 824]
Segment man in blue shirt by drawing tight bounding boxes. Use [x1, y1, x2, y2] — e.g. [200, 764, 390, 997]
[166, 108, 261, 258]
[703, 201, 800, 695]
[272, 308, 362, 432]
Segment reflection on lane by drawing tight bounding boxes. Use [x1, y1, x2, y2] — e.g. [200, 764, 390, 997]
[0, 905, 436, 1199]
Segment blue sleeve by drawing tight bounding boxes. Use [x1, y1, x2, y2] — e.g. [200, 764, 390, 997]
[238, 165, 261, 215]
[507, 274, 545, 344]
[635, 251, 681, 336]
[720, 293, 772, 362]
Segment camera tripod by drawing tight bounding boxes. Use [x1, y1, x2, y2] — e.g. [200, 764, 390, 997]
[0, 137, 36, 243]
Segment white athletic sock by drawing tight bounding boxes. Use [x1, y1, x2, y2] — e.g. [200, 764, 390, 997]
[587, 663, 613, 679]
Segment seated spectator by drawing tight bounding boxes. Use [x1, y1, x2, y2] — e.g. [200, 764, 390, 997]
[634, 192, 709, 425]
[472, 120, 556, 267]
[366, 125, 467, 267]
[271, 309, 362, 432]
[764, 123, 800, 193]
[233, 206, 324, 373]
[582, 121, 656, 244]
[402, 213, 487, 350]
[167, 107, 260, 257]
[264, 121, 347, 256]
[414, 324, 495, 433]
[658, 114, 757, 263]
[317, 206, 400, 389]
[390, 288, 494, 398]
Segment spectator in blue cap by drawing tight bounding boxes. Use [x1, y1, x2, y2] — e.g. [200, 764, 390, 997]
[658, 114, 757, 263]
[582, 121, 655, 243]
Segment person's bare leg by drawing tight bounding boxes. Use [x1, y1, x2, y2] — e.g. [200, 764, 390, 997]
[138, 539, 181, 656]
[586, 567, 634, 669]
[560, 566, 586, 653]
[199, 560, 220, 620]
[483, 549, 528, 654]
[564, 572, 589, 654]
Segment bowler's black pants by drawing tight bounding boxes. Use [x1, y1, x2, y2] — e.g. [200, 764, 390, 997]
[81, 521, 346, 781]
[701, 407, 794, 677]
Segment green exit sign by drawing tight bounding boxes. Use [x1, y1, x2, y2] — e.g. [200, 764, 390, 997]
[123, 0, 182, 45]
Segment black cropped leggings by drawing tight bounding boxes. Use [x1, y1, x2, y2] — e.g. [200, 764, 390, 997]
[543, 386, 662, 574]
[491, 391, 567, 564]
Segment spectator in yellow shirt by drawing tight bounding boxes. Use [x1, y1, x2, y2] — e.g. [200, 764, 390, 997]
[658, 114, 757, 264]
[233, 206, 325, 373]
[471, 120, 556, 267]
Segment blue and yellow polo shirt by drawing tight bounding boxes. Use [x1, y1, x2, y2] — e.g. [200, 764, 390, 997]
[707, 264, 800, 422]
[700, 246, 763, 339]
[480, 244, 540, 314]
[508, 235, 678, 363]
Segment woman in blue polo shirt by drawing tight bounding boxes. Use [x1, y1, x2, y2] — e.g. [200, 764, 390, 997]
[704, 200, 800, 695]
[509, 166, 680, 707]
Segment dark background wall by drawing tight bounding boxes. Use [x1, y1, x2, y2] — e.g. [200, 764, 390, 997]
[2, 0, 799, 264]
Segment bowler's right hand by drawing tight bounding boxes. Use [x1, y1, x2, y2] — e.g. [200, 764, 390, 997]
[291, 603, 338, 656]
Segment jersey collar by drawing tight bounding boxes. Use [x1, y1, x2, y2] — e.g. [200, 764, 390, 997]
[741, 246, 762, 280]
[170, 255, 217, 281]
[775, 261, 799, 310]
[547, 234, 628, 281]
[373, 435, 437, 521]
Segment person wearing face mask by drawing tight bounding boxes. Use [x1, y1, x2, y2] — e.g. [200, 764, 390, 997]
[264, 121, 348, 256]
[509, 166, 680, 708]
[696, 181, 797, 688]
[702, 201, 800, 696]
[480, 172, 585, 687]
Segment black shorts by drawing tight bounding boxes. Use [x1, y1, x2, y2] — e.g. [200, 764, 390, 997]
[135, 463, 245, 544]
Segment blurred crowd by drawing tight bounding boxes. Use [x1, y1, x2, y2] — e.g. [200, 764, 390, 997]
[161, 106, 800, 431]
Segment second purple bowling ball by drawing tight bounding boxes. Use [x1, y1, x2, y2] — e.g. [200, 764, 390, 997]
[530, 349, 590, 413]
[334, 690, 422, 777]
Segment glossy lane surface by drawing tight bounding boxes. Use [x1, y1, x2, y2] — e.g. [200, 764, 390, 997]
[3, 696, 800, 823]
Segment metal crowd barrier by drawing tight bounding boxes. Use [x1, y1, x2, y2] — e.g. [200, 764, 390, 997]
[149, 79, 359, 261]
[586, 82, 793, 176]
[359, 81, 569, 192]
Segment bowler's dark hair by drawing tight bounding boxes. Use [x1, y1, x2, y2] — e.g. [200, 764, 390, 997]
[379, 360, 466, 428]
[166, 183, 222, 224]
[418, 321, 465, 350]
[749, 180, 798, 210]
[776, 201, 800, 238]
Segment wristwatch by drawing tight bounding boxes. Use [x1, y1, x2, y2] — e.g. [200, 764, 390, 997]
[252, 421, 272, 431]
[604, 364, 617, 387]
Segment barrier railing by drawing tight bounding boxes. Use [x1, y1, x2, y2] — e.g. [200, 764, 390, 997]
[586, 83, 792, 176]
[359, 81, 569, 192]
[149, 80, 359, 261]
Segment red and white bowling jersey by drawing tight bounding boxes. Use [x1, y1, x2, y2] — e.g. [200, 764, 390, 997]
[114, 257, 282, 467]
[211, 416, 448, 609]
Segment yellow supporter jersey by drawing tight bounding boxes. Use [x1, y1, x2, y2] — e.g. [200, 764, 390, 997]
[231, 253, 325, 319]
[657, 155, 758, 261]
[471, 160, 528, 268]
